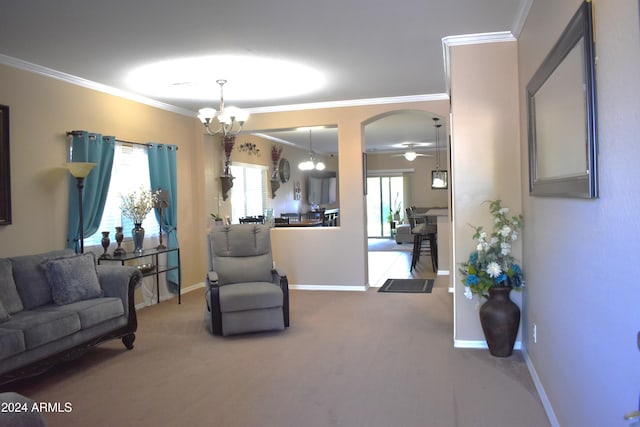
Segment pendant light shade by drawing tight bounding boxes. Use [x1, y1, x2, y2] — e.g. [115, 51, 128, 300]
[298, 129, 325, 171]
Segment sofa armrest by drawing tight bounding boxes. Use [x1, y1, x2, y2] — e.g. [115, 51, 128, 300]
[97, 265, 142, 318]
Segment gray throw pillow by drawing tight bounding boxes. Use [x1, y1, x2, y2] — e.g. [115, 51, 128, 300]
[42, 253, 103, 305]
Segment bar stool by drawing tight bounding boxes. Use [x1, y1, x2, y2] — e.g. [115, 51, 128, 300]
[406, 208, 438, 272]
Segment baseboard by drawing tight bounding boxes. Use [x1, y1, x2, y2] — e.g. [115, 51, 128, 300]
[522, 349, 560, 427]
[136, 282, 205, 310]
[453, 339, 522, 351]
[289, 284, 368, 292]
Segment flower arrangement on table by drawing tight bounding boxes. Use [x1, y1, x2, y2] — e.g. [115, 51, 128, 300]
[119, 187, 159, 224]
[459, 199, 524, 299]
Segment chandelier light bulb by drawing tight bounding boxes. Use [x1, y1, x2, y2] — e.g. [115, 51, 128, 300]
[404, 151, 417, 161]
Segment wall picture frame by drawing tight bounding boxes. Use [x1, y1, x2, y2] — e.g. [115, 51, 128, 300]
[0, 104, 11, 225]
[526, 1, 598, 198]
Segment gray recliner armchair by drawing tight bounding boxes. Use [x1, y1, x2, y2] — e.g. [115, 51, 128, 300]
[204, 224, 289, 336]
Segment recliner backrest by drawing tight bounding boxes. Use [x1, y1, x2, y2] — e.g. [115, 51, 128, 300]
[207, 224, 273, 285]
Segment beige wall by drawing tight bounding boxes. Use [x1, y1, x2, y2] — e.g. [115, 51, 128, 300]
[518, 0, 640, 425]
[449, 41, 521, 343]
[0, 64, 206, 293]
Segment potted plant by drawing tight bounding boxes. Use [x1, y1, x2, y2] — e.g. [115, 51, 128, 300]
[459, 199, 524, 357]
[210, 213, 224, 227]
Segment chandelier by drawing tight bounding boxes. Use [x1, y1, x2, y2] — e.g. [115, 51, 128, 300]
[198, 79, 250, 136]
[298, 129, 325, 171]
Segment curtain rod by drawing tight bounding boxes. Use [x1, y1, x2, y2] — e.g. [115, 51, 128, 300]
[66, 131, 178, 150]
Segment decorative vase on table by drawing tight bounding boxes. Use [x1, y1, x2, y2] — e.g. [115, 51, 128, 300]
[99, 231, 111, 260]
[479, 286, 521, 357]
[113, 226, 126, 257]
[132, 223, 145, 255]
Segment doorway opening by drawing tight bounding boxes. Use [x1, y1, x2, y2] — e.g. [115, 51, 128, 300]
[366, 175, 404, 238]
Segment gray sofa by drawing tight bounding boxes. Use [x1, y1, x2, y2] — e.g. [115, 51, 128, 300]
[0, 249, 142, 385]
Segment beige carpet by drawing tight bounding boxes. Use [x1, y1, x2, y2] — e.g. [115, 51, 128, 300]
[6, 288, 549, 427]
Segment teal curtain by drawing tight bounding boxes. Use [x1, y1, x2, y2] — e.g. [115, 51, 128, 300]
[148, 143, 180, 294]
[67, 131, 115, 252]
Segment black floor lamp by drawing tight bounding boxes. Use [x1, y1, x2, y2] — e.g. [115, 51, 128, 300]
[66, 162, 96, 253]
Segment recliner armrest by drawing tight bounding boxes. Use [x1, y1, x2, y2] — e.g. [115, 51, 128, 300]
[206, 271, 219, 287]
[271, 268, 287, 281]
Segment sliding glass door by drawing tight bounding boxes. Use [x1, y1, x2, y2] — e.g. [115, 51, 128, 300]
[366, 176, 404, 238]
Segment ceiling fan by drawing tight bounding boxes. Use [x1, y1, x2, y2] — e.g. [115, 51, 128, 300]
[391, 143, 433, 161]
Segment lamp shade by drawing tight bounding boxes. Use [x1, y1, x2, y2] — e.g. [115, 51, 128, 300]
[66, 162, 96, 178]
[198, 108, 217, 124]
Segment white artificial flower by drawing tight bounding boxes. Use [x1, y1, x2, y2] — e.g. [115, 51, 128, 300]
[486, 262, 502, 278]
[499, 207, 509, 215]
[479, 231, 487, 240]
[500, 225, 512, 237]
[490, 237, 499, 245]
[501, 242, 511, 255]
[511, 232, 518, 241]
[464, 286, 473, 299]
[477, 243, 485, 252]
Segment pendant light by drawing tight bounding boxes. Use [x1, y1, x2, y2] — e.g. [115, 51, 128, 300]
[298, 129, 325, 171]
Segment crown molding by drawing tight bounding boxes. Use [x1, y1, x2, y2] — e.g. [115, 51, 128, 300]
[1, 53, 449, 117]
[0, 54, 197, 117]
[512, 0, 535, 38]
[441, 31, 517, 96]
[246, 93, 450, 114]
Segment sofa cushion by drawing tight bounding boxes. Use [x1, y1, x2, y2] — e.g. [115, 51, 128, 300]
[2, 308, 80, 350]
[220, 282, 283, 313]
[41, 297, 124, 328]
[42, 253, 103, 306]
[0, 258, 24, 314]
[0, 328, 25, 361]
[0, 299, 10, 323]
[11, 249, 75, 310]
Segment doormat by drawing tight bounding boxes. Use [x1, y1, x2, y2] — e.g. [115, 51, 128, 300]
[378, 279, 434, 293]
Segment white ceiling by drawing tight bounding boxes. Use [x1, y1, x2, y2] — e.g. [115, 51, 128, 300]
[0, 0, 530, 153]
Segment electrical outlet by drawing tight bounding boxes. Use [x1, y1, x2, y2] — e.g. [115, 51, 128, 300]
[533, 323, 537, 344]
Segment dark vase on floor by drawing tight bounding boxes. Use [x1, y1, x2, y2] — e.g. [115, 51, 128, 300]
[132, 223, 145, 255]
[479, 286, 520, 357]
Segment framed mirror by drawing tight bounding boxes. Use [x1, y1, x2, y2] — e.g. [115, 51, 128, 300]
[0, 104, 10, 225]
[526, 1, 598, 198]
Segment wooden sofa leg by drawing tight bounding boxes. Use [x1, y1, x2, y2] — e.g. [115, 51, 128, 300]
[122, 333, 136, 350]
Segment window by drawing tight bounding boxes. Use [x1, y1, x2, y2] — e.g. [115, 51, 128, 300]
[366, 175, 404, 237]
[84, 142, 159, 247]
[230, 163, 268, 224]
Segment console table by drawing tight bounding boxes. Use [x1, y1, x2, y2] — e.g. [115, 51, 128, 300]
[98, 247, 181, 304]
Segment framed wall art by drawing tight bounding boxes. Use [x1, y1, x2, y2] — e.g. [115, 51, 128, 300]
[526, 1, 598, 198]
[0, 104, 11, 225]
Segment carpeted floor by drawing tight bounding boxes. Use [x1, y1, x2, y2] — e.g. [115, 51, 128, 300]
[5, 288, 550, 427]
